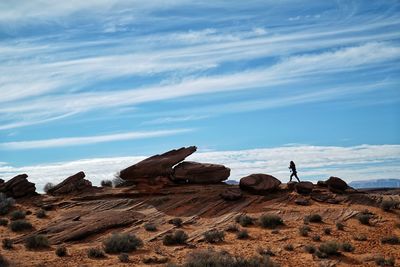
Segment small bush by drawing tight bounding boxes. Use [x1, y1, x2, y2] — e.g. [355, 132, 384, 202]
[341, 242, 355, 252]
[304, 245, 316, 254]
[203, 229, 225, 243]
[10, 219, 32, 232]
[0, 193, 15, 215]
[323, 228, 332, 235]
[25, 234, 50, 249]
[235, 214, 253, 227]
[43, 183, 55, 193]
[2, 238, 13, 249]
[312, 235, 321, 242]
[353, 234, 367, 241]
[284, 244, 294, 251]
[375, 256, 395, 266]
[357, 212, 372, 225]
[318, 241, 340, 256]
[381, 236, 400, 245]
[336, 222, 345, 230]
[10, 210, 25, 221]
[257, 247, 275, 256]
[304, 214, 322, 223]
[163, 230, 188, 245]
[381, 200, 398, 212]
[87, 247, 105, 258]
[299, 225, 311, 237]
[144, 222, 157, 232]
[101, 180, 112, 187]
[0, 253, 9, 267]
[236, 229, 249, 240]
[119, 253, 129, 263]
[0, 218, 8, 226]
[259, 214, 284, 229]
[55, 245, 67, 257]
[36, 209, 46, 219]
[225, 224, 239, 232]
[103, 233, 143, 253]
[112, 176, 126, 188]
[168, 218, 183, 227]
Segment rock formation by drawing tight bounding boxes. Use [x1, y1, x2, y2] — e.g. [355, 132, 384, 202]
[295, 181, 314, 195]
[47, 171, 93, 195]
[173, 161, 230, 184]
[0, 174, 36, 198]
[325, 176, 348, 192]
[239, 174, 281, 195]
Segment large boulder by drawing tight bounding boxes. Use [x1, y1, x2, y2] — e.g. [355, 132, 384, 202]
[0, 174, 37, 198]
[119, 146, 197, 183]
[47, 171, 93, 195]
[325, 176, 348, 192]
[295, 181, 314, 195]
[239, 174, 281, 195]
[173, 161, 230, 184]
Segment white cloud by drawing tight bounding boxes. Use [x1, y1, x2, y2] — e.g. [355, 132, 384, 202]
[0, 129, 192, 150]
[0, 144, 399, 192]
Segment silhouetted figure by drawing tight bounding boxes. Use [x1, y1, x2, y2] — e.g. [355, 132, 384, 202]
[289, 161, 300, 182]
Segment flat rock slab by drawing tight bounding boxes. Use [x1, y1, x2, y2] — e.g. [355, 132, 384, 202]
[239, 173, 281, 195]
[173, 161, 230, 184]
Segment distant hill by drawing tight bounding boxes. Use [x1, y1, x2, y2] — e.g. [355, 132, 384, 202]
[225, 180, 239, 185]
[349, 178, 400, 189]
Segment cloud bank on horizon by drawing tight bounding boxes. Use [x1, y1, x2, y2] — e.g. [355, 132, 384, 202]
[0, 0, 399, 183]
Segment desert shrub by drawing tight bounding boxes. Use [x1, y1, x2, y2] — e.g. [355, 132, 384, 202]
[257, 247, 275, 256]
[318, 241, 340, 257]
[168, 217, 183, 227]
[87, 247, 105, 258]
[381, 236, 400, 245]
[25, 234, 50, 249]
[0, 253, 9, 267]
[299, 225, 311, 237]
[323, 228, 332, 235]
[375, 256, 395, 266]
[10, 219, 32, 232]
[101, 180, 112, 187]
[357, 210, 373, 225]
[55, 245, 67, 257]
[112, 176, 126, 188]
[381, 200, 398, 212]
[119, 253, 129, 263]
[144, 222, 157, 232]
[43, 183, 55, 193]
[36, 209, 46, 219]
[0, 193, 15, 215]
[353, 234, 367, 241]
[304, 245, 316, 254]
[103, 233, 143, 253]
[2, 238, 13, 249]
[203, 229, 225, 243]
[312, 235, 321, 242]
[226, 224, 239, 232]
[284, 244, 294, 251]
[0, 218, 8, 226]
[336, 222, 345, 230]
[259, 214, 283, 229]
[304, 214, 322, 223]
[10, 210, 26, 220]
[163, 230, 188, 245]
[235, 214, 253, 227]
[341, 242, 355, 252]
[236, 229, 249, 240]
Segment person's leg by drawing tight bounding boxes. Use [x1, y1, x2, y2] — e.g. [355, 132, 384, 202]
[290, 173, 293, 182]
[294, 172, 300, 182]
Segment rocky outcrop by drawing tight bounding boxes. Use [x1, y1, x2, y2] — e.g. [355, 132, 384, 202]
[295, 181, 314, 195]
[239, 174, 281, 195]
[326, 176, 348, 192]
[287, 181, 298, 191]
[119, 146, 197, 183]
[47, 172, 93, 195]
[220, 188, 242, 201]
[173, 161, 230, 184]
[317, 180, 327, 187]
[0, 174, 36, 198]
[0, 179, 4, 184]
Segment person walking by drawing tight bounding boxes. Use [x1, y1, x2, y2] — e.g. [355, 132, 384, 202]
[289, 161, 300, 182]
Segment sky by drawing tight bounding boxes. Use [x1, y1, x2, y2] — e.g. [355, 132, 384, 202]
[0, 0, 399, 190]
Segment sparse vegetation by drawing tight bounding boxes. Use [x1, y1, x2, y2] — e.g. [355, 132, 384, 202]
[284, 244, 294, 251]
[203, 229, 225, 243]
[323, 228, 332, 235]
[87, 247, 105, 259]
[103, 233, 143, 253]
[144, 222, 157, 232]
[36, 209, 46, 219]
[341, 242, 355, 252]
[101, 180, 112, 187]
[55, 245, 67, 257]
[43, 183, 55, 193]
[375, 256, 395, 266]
[25, 234, 50, 249]
[0, 218, 8, 226]
[163, 230, 188, 245]
[357, 211, 372, 225]
[259, 214, 284, 229]
[225, 224, 239, 232]
[304, 245, 316, 254]
[304, 214, 322, 223]
[112, 176, 126, 188]
[353, 234, 367, 241]
[10, 219, 32, 232]
[0, 193, 15, 215]
[299, 225, 311, 237]
[10, 210, 26, 220]
[312, 235, 321, 242]
[119, 253, 130, 263]
[236, 229, 249, 240]
[381, 236, 400, 245]
[380, 200, 398, 212]
[336, 222, 345, 230]
[2, 238, 13, 250]
[235, 214, 254, 227]
[168, 217, 183, 227]
[317, 241, 340, 258]
[0, 253, 9, 267]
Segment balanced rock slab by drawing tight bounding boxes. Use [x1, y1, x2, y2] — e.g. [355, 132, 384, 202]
[295, 181, 314, 195]
[0, 174, 36, 198]
[173, 161, 230, 184]
[326, 176, 348, 192]
[47, 171, 93, 195]
[239, 174, 281, 195]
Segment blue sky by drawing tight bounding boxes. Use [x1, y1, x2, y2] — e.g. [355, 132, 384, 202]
[0, 0, 399, 188]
